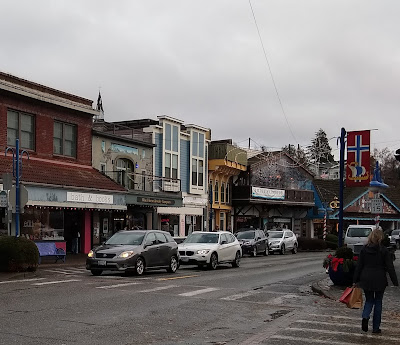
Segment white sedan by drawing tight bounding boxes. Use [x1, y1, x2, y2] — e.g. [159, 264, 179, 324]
[178, 231, 242, 270]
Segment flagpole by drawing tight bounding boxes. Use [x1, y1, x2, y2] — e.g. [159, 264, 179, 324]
[338, 127, 346, 248]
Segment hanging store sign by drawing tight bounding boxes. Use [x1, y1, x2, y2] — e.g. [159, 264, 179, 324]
[346, 130, 370, 187]
[67, 192, 113, 204]
[252, 187, 285, 200]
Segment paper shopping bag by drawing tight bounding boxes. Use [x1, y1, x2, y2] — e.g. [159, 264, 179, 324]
[347, 287, 363, 309]
[339, 287, 353, 304]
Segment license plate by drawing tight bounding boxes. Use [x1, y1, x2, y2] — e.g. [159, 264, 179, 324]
[181, 257, 189, 262]
[98, 260, 106, 266]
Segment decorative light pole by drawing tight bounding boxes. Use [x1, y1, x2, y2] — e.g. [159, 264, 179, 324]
[5, 139, 29, 237]
[369, 161, 388, 229]
[338, 128, 346, 247]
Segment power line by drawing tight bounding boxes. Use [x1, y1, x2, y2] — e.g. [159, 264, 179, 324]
[248, 0, 298, 144]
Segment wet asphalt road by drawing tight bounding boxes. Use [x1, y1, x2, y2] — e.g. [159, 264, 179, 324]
[1, 251, 399, 345]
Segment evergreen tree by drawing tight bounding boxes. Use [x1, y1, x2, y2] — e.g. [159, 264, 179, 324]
[307, 129, 335, 165]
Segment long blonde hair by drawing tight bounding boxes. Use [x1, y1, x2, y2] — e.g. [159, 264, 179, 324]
[367, 229, 384, 245]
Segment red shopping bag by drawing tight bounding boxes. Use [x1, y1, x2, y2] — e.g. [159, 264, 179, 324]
[339, 287, 353, 304]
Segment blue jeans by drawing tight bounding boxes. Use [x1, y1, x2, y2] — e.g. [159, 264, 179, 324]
[362, 290, 384, 331]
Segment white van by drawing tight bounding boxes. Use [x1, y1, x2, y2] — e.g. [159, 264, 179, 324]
[344, 225, 375, 254]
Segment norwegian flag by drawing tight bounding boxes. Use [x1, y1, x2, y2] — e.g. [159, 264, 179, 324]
[346, 130, 370, 187]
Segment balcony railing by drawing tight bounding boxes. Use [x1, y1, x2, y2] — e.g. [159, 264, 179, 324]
[102, 170, 181, 193]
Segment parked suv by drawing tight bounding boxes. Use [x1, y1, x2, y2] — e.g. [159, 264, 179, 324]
[236, 229, 269, 256]
[344, 225, 374, 254]
[390, 229, 400, 249]
[267, 230, 298, 255]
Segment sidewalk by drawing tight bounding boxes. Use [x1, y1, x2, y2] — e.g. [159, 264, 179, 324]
[0, 253, 87, 281]
[312, 275, 400, 315]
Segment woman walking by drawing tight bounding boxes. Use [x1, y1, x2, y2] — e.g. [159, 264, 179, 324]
[353, 229, 398, 333]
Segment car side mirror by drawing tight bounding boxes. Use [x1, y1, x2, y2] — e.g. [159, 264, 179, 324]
[284, 236, 290, 239]
[221, 240, 227, 245]
[144, 241, 154, 248]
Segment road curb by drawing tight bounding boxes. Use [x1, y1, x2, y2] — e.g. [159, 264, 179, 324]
[311, 279, 337, 301]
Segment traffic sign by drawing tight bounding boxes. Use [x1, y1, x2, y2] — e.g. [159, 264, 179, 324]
[371, 197, 383, 214]
[9, 184, 29, 213]
[0, 190, 7, 208]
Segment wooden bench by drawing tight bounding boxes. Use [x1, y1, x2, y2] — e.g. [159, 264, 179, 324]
[35, 242, 66, 264]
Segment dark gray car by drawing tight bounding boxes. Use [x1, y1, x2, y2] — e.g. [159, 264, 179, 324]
[86, 230, 179, 276]
[236, 229, 269, 256]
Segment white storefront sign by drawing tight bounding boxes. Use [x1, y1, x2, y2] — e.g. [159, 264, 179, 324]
[251, 187, 285, 200]
[67, 192, 113, 204]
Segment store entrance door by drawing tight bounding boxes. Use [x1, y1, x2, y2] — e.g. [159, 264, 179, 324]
[64, 210, 83, 253]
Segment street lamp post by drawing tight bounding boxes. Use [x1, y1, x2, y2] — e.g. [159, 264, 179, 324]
[5, 139, 29, 237]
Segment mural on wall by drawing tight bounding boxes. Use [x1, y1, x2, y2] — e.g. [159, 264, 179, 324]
[250, 156, 311, 190]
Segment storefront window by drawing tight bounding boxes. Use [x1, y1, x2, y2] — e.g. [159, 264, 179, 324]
[21, 208, 64, 240]
[161, 215, 179, 236]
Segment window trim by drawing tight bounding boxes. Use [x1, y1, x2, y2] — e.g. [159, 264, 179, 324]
[7, 109, 35, 150]
[53, 120, 77, 157]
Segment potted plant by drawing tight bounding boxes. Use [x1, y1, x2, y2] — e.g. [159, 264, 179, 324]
[323, 247, 358, 286]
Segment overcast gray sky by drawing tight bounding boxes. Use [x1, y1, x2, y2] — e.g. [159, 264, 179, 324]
[1, 0, 400, 157]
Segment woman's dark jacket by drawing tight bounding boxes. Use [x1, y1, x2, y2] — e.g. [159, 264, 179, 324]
[354, 244, 398, 291]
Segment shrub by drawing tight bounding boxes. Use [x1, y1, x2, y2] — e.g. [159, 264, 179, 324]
[0, 236, 39, 272]
[325, 233, 338, 249]
[326, 233, 338, 243]
[298, 237, 328, 250]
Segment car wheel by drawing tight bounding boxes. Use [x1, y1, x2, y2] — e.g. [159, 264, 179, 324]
[280, 244, 285, 255]
[232, 251, 241, 268]
[208, 253, 218, 270]
[251, 246, 257, 257]
[166, 255, 178, 273]
[292, 244, 298, 254]
[135, 257, 145, 275]
[91, 269, 102, 276]
[263, 246, 269, 256]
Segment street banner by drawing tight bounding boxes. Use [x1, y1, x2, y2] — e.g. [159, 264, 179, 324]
[346, 130, 370, 187]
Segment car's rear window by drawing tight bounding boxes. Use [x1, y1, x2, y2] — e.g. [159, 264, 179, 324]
[236, 231, 255, 239]
[184, 233, 219, 244]
[268, 232, 284, 239]
[347, 228, 372, 237]
[106, 231, 145, 245]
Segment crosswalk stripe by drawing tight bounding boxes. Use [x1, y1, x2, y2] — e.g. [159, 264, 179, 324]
[307, 313, 400, 325]
[157, 275, 198, 281]
[287, 327, 400, 341]
[271, 335, 359, 345]
[42, 269, 83, 275]
[179, 287, 219, 297]
[0, 278, 45, 285]
[138, 285, 177, 293]
[221, 290, 260, 301]
[32, 279, 81, 286]
[96, 282, 142, 289]
[296, 319, 389, 331]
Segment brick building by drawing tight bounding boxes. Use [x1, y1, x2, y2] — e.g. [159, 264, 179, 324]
[0, 72, 126, 254]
